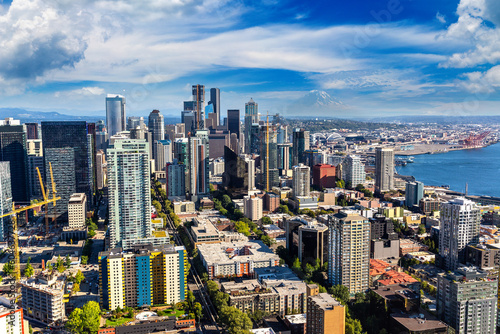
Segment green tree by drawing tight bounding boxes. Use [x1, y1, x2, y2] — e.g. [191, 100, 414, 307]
[81, 301, 101, 333]
[261, 216, 272, 225]
[346, 317, 363, 334]
[220, 306, 252, 334]
[81, 255, 88, 265]
[73, 282, 80, 293]
[193, 302, 203, 321]
[260, 235, 273, 247]
[65, 308, 83, 333]
[336, 180, 345, 188]
[186, 290, 195, 308]
[417, 224, 426, 235]
[24, 259, 34, 278]
[329, 285, 350, 304]
[29, 324, 33, 334]
[292, 258, 301, 272]
[3, 261, 14, 276]
[234, 221, 250, 236]
[75, 270, 85, 284]
[221, 195, 232, 208]
[65, 254, 72, 267]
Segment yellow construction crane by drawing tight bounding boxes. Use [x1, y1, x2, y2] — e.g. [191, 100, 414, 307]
[0, 163, 60, 281]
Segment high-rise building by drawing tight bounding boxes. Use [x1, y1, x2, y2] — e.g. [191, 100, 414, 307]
[341, 155, 366, 188]
[209, 88, 220, 127]
[307, 293, 345, 334]
[405, 181, 424, 208]
[106, 94, 126, 137]
[183, 85, 205, 131]
[439, 198, 480, 271]
[25, 122, 40, 139]
[293, 164, 310, 198]
[127, 116, 144, 131]
[244, 195, 263, 221]
[95, 150, 106, 190]
[0, 162, 12, 242]
[153, 140, 172, 171]
[328, 211, 370, 294]
[41, 121, 91, 215]
[437, 266, 497, 334]
[188, 131, 209, 200]
[99, 244, 188, 310]
[148, 110, 165, 145]
[261, 124, 279, 190]
[27, 139, 44, 199]
[208, 130, 230, 159]
[375, 147, 394, 193]
[292, 128, 310, 166]
[277, 143, 292, 175]
[107, 139, 151, 248]
[224, 147, 256, 198]
[0, 120, 28, 203]
[20, 272, 66, 325]
[68, 193, 87, 229]
[181, 111, 196, 137]
[166, 160, 186, 199]
[312, 164, 336, 189]
[298, 222, 328, 266]
[227, 109, 240, 139]
[244, 98, 258, 154]
[174, 138, 189, 166]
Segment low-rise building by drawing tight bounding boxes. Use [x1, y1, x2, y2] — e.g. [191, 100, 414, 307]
[173, 201, 196, 214]
[222, 280, 281, 315]
[20, 272, 66, 325]
[399, 239, 429, 256]
[198, 241, 280, 279]
[283, 313, 306, 334]
[407, 251, 435, 263]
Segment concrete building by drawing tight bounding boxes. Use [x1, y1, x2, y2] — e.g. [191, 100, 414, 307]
[188, 132, 209, 201]
[148, 109, 165, 144]
[99, 244, 187, 310]
[405, 181, 424, 208]
[68, 193, 87, 229]
[375, 147, 394, 193]
[106, 94, 126, 137]
[328, 211, 370, 294]
[439, 198, 480, 270]
[0, 162, 12, 242]
[465, 244, 500, 270]
[312, 164, 336, 189]
[197, 241, 280, 279]
[292, 128, 310, 166]
[107, 139, 151, 248]
[437, 266, 497, 334]
[341, 155, 366, 188]
[0, 307, 26, 334]
[166, 160, 186, 199]
[244, 195, 263, 221]
[96, 150, 106, 190]
[306, 293, 345, 334]
[292, 164, 310, 198]
[19, 272, 66, 325]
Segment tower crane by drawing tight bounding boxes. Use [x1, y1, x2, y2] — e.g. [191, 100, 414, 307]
[0, 163, 60, 281]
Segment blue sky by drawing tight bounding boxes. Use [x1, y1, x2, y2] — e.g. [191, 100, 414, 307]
[1, 0, 500, 119]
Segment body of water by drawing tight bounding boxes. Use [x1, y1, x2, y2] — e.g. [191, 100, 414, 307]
[397, 143, 500, 197]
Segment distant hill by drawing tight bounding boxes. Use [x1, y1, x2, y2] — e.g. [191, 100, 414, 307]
[0, 108, 103, 123]
[367, 115, 500, 125]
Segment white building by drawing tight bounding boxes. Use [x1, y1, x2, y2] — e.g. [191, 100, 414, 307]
[96, 150, 106, 190]
[153, 139, 173, 172]
[0, 162, 12, 242]
[0, 307, 26, 334]
[341, 155, 366, 188]
[292, 164, 310, 198]
[107, 139, 151, 248]
[68, 193, 87, 228]
[375, 147, 394, 193]
[439, 198, 480, 271]
[244, 195, 263, 221]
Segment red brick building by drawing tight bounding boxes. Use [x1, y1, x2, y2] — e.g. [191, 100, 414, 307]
[312, 164, 336, 189]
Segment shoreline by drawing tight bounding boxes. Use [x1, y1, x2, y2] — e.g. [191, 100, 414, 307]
[394, 141, 499, 156]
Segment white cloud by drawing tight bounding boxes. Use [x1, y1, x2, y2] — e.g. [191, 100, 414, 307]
[54, 86, 106, 98]
[436, 12, 446, 24]
[459, 65, 500, 93]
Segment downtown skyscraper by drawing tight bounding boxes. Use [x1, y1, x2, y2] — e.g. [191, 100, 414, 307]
[0, 119, 28, 203]
[188, 131, 209, 201]
[106, 94, 126, 137]
[148, 109, 165, 143]
[209, 88, 220, 127]
[107, 139, 151, 248]
[244, 98, 258, 154]
[41, 121, 92, 216]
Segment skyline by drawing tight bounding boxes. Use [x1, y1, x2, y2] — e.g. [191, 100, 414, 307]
[1, 0, 500, 117]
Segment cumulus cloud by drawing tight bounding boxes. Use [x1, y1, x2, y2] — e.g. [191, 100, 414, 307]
[459, 66, 500, 93]
[0, 0, 89, 81]
[54, 86, 106, 98]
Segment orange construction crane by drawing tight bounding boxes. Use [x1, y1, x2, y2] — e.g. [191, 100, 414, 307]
[0, 162, 60, 281]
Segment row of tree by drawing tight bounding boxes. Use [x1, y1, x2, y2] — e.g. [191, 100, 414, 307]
[206, 280, 252, 334]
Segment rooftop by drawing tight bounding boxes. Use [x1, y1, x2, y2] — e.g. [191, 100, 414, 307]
[68, 193, 86, 204]
[309, 293, 343, 310]
[391, 311, 448, 332]
[197, 241, 279, 266]
[284, 313, 306, 324]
